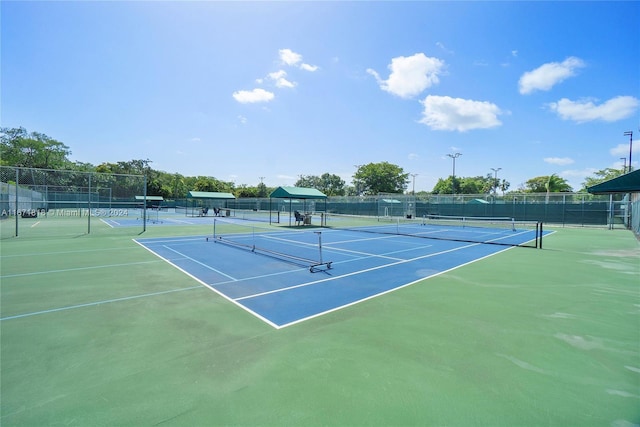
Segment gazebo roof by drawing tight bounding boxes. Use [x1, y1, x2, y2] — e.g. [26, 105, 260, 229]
[187, 191, 236, 199]
[587, 170, 640, 194]
[269, 186, 327, 199]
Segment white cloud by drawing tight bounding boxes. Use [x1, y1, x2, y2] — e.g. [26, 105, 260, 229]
[544, 157, 574, 166]
[237, 115, 248, 124]
[279, 48, 318, 71]
[610, 142, 640, 157]
[518, 56, 585, 94]
[408, 153, 420, 160]
[561, 168, 597, 189]
[419, 95, 503, 132]
[277, 174, 297, 181]
[436, 42, 454, 55]
[232, 88, 275, 104]
[367, 53, 445, 99]
[279, 49, 302, 66]
[268, 70, 296, 88]
[275, 78, 295, 88]
[548, 96, 639, 123]
[268, 70, 286, 80]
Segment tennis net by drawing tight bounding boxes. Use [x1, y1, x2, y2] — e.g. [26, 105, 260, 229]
[226, 208, 280, 223]
[322, 213, 543, 248]
[207, 218, 332, 271]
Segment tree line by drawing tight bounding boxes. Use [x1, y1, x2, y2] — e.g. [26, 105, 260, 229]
[1, 127, 623, 199]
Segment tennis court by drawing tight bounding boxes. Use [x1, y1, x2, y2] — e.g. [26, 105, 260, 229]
[1, 215, 638, 426]
[135, 216, 546, 328]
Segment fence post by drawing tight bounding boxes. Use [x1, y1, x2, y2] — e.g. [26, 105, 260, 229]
[88, 173, 92, 234]
[143, 175, 147, 233]
[14, 167, 19, 237]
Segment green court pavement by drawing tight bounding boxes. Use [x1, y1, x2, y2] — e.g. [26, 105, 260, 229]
[1, 220, 639, 426]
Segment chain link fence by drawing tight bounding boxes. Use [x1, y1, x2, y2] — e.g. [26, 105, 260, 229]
[2, 166, 634, 238]
[1, 166, 146, 238]
[316, 193, 631, 228]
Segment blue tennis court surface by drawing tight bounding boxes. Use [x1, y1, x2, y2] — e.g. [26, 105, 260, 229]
[135, 222, 546, 328]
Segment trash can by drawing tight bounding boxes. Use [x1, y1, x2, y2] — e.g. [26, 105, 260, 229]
[304, 214, 312, 225]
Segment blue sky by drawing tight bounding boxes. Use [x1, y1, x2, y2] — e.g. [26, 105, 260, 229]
[2, 1, 639, 192]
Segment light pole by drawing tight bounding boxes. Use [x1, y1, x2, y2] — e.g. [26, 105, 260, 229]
[446, 153, 462, 194]
[410, 173, 417, 195]
[620, 158, 627, 172]
[490, 167, 502, 195]
[624, 131, 633, 172]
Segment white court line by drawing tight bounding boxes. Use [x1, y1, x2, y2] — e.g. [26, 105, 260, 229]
[31, 221, 41, 228]
[0, 246, 141, 259]
[278, 245, 515, 329]
[162, 245, 238, 281]
[0, 286, 202, 321]
[1, 260, 161, 279]
[235, 241, 482, 302]
[137, 236, 208, 245]
[134, 239, 279, 328]
[99, 218, 115, 228]
[253, 231, 427, 262]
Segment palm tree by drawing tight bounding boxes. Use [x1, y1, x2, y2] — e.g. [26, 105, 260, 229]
[545, 173, 571, 203]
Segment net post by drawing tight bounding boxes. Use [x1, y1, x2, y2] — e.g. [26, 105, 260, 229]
[539, 222, 543, 249]
[511, 217, 516, 232]
[315, 231, 323, 264]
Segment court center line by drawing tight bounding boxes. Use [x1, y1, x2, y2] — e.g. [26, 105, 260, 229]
[1, 260, 162, 279]
[0, 286, 203, 321]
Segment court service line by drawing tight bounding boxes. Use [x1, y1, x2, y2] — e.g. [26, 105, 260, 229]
[261, 233, 428, 262]
[162, 245, 238, 281]
[31, 221, 41, 228]
[1, 260, 162, 279]
[321, 242, 429, 261]
[199, 237, 443, 289]
[235, 242, 483, 301]
[0, 286, 203, 321]
[202, 239, 435, 289]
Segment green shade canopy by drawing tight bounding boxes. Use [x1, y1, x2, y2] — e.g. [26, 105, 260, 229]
[587, 170, 640, 194]
[269, 186, 327, 199]
[187, 191, 236, 199]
